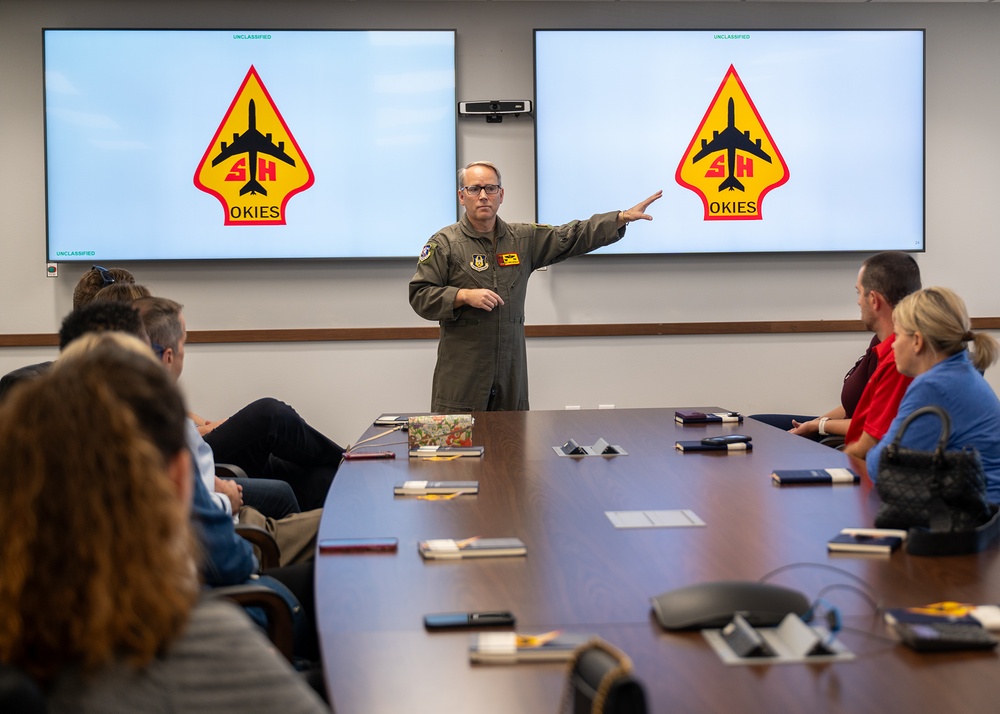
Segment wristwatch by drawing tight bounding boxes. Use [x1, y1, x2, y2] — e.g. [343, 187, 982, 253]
[818, 417, 830, 436]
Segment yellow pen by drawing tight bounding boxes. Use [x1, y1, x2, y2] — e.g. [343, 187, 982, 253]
[516, 630, 562, 648]
[910, 602, 975, 616]
[417, 492, 463, 501]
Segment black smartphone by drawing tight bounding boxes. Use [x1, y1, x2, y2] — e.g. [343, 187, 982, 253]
[701, 435, 752, 445]
[319, 537, 399, 554]
[424, 611, 516, 630]
[343, 451, 396, 461]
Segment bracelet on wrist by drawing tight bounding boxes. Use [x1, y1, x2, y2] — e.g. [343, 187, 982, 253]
[818, 417, 830, 436]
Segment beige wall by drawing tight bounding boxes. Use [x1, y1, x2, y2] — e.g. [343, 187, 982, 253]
[2, 1, 998, 441]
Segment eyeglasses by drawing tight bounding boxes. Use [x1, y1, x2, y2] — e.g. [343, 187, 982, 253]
[461, 184, 501, 196]
[92, 264, 115, 287]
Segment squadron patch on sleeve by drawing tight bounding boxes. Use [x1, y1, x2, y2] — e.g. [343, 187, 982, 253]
[418, 243, 435, 262]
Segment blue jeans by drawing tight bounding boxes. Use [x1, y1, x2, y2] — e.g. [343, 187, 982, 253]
[229, 477, 300, 518]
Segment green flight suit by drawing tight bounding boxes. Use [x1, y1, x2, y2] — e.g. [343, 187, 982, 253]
[409, 211, 625, 412]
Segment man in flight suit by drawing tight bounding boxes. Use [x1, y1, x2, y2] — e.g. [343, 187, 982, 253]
[409, 160, 662, 412]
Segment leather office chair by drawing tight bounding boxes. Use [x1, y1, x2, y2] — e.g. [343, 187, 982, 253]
[207, 584, 295, 661]
[205, 462, 290, 659]
[819, 435, 846, 450]
[566, 640, 647, 714]
[217, 463, 282, 569]
[235, 523, 281, 570]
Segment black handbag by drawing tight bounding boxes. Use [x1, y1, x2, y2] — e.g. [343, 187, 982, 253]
[874, 406, 991, 532]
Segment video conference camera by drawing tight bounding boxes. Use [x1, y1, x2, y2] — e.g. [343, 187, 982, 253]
[458, 100, 532, 123]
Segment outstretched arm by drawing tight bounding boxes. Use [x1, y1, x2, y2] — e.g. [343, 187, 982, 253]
[616, 190, 663, 229]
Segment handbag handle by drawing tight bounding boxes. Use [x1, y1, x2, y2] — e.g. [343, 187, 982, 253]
[887, 405, 951, 459]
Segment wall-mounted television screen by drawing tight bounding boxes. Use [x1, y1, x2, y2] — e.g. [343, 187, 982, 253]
[534, 29, 925, 255]
[44, 29, 456, 261]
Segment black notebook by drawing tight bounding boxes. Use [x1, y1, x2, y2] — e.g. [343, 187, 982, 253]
[771, 468, 859, 486]
[676, 441, 752, 453]
[675, 410, 743, 425]
[827, 529, 906, 554]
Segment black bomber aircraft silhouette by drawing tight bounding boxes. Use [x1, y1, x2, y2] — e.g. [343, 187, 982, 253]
[691, 97, 771, 192]
[211, 99, 296, 196]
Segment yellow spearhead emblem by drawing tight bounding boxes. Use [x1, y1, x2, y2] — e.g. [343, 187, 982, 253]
[676, 65, 788, 221]
[194, 66, 314, 226]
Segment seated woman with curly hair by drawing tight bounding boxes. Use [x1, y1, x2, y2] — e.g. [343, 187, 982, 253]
[0, 336, 327, 713]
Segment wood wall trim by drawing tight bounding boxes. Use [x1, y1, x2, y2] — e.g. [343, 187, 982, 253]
[3, 318, 999, 347]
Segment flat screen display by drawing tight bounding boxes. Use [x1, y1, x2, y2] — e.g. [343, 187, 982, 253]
[44, 29, 456, 260]
[534, 30, 925, 255]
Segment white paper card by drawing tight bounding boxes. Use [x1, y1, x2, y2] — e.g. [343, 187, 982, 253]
[605, 509, 706, 529]
[826, 468, 858, 483]
[422, 539, 459, 552]
[476, 632, 518, 655]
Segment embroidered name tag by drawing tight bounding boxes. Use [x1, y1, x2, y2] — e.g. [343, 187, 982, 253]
[497, 253, 520, 266]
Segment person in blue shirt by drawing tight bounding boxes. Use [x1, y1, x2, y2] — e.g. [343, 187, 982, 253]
[867, 287, 1000, 503]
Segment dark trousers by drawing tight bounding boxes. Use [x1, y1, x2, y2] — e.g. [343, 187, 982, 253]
[205, 398, 345, 510]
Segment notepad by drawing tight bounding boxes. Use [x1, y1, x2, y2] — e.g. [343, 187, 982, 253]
[884, 603, 980, 630]
[675, 410, 743, 425]
[374, 414, 410, 428]
[469, 631, 595, 664]
[675, 441, 752, 453]
[827, 529, 906, 555]
[409, 445, 484, 458]
[393, 480, 479, 496]
[418, 537, 526, 560]
[771, 468, 859, 486]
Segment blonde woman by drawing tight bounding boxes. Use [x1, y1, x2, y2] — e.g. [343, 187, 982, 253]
[867, 287, 1000, 503]
[0, 338, 327, 713]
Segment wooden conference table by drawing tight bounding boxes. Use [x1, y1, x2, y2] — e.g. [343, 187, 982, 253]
[316, 408, 1000, 713]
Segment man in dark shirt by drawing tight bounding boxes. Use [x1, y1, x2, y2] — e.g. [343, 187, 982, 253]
[750, 251, 921, 444]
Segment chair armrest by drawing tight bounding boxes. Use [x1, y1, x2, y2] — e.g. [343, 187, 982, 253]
[208, 584, 295, 661]
[236, 524, 281, 571]
[819, 435, 846, 450]
[216, 462, 250, 480]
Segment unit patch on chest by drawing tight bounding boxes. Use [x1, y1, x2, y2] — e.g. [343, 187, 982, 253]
[497, 253, 520, 266]
[470, 254, 489, 272]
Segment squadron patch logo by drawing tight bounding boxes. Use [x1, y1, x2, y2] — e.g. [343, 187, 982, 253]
[470, 255, 489, 272]
[419, 243, 435, 262]
[676, 65, 789, 221]
[194, 66, 314, 226]
[497, 253, 520, 267]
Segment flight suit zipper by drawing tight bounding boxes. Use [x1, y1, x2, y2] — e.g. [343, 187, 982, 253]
[490, 242, 502, 404]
